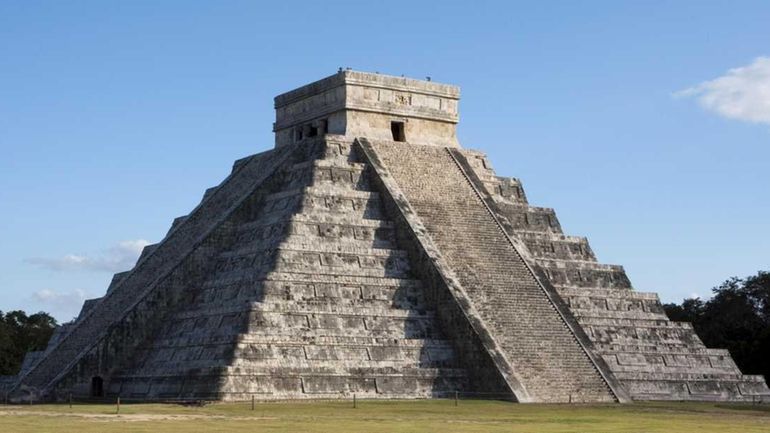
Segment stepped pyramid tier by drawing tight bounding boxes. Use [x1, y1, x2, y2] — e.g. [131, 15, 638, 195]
[7, 70, 768, 403]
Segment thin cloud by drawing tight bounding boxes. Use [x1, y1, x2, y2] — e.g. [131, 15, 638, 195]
[31, 288, 93, 322]
[25, 239, 151, 273]
[675, 56, 770, 125]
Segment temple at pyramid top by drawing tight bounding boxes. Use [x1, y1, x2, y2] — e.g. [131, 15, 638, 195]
[274, 70, 460, 147]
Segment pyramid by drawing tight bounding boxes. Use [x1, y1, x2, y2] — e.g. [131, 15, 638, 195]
[7, 71, 769, 403]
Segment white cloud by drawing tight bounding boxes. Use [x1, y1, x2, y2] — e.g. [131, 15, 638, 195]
[25, 239, 152, 273]
[675, 56, 770, 125]
[33, 288, 87, 303]
[31, 288, 93, 322]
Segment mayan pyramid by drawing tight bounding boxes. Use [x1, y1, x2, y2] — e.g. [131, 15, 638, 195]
[7, 71, 769, 403]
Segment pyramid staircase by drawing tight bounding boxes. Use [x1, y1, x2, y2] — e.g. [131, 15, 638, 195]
[359, 139, 624, 403]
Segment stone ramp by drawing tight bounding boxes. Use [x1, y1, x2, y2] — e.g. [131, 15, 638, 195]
[359, 139, 623, 403]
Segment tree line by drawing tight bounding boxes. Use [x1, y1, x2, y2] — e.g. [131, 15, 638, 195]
[663, 270, 769, 382]
[0, 311, 57, 376]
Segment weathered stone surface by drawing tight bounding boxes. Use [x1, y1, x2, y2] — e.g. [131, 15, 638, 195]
[459, 147, 770, 401]
[273, 70, 460, 148]
[8, 70, 768, 403]
[359, 139, 624, 403]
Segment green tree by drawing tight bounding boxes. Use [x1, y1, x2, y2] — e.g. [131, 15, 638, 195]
[663, 271, 770, 383]
[0, 310, 58, 376]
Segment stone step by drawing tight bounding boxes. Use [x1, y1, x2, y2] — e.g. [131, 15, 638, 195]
[237, 326, 445, 340]
[169, 301, 435, 321]
[129, 357, 465, 376]
[321, 135, 356, 158]
[208, 250, 413, 280]
[538, 259, 625, 272]
[573, 310, 669, 321]
[290, 212, 393, 228]
[222, 241, 404, 260]
[237, 213, 393, 233]
[194, 292, 427, 312]
[602, 352, 738, 372]
[614, 371, 745, 381]
[290, 158, 367, 172]
[230, 217, 395, 252]
[199, 277, 424, 305]
[281, 229, 395, 250]
[600, 344, 709, 355]
[486, 176, 529, 205]
[606, 364, 738, 376]
[495, 202, 563, 234]
[519, 234, 596, 262]
[290, 158, 367, 175]
[557, 287, 660, 300]
[203, 271, 422, 290]
[265, 186, 379, 203]
[516, 231, 588, 245]
[588, 332, 704, 348]
[230, 357, 462, 371]
[145, 328, 448, 347]
[595, 344, 728, 356]
[621, 378, 769, 401]
[275, 253, 411, 277]
[108, 370, 467, 400]
[579, 318, 695, 329]
[283, 158, 370, 191]
[147, 334, 454, 349]
[258, 186, 384, 221]
[541, 262, 632, 290]
[155, 313, 444, 341]
[564, 293, 665, 318]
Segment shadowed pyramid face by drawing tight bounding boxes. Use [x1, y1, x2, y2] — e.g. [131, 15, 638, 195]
[6, 72, 768, 404]
[103, 138, 472, 400]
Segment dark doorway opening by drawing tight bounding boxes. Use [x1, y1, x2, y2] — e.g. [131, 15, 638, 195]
[391, 121, 406, 142]
[91, 376, 104, 398]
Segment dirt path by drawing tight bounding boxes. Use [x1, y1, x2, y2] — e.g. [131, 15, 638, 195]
[0, 409, 276, 422]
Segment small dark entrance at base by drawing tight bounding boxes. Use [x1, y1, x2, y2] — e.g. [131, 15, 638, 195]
[91, 376, 104, 398]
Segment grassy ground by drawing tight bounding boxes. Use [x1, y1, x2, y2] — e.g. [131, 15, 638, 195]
[1, 399, 769, 433]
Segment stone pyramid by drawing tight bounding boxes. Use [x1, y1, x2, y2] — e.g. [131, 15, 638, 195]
[8, 71, 769, 403]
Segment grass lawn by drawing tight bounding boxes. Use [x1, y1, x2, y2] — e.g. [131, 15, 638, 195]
[1, 399, 769, 432]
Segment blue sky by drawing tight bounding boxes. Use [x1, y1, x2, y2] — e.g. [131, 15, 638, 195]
[1, 1, 768, 322]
